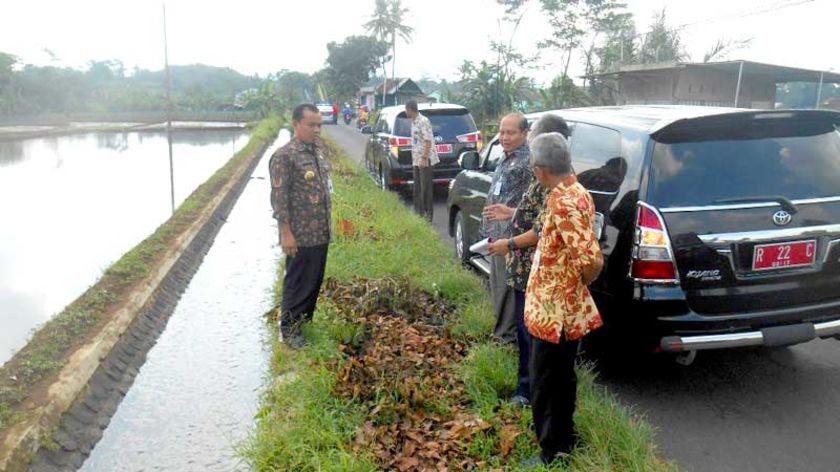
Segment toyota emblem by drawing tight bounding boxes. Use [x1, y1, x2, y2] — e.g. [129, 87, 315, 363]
[772, 210, 792, 226]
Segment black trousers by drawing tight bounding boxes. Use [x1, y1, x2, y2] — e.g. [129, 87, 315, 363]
[280, 244, 328, 335]
[530, 334, 579, 460]
[412, 165, 434, 221]
[513, 289, 532, 398]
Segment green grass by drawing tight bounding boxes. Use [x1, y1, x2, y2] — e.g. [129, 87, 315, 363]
[0, 116, 283, 433]
[243, 138, 679, 471]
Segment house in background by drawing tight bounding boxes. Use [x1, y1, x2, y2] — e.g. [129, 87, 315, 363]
[592, 60, 840, 109]
[369, 78, 427, 108]
[358, 86, 376, 110]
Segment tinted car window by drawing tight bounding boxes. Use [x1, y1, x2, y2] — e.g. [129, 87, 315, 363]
[648, 127, 840, 207]
[393, 110, 478, 138]
[570, 123, 626, 193]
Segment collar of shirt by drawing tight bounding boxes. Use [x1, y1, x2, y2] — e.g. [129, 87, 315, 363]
[558, 174, 578, 189]
[291, 138, 318, 155]
[504, 143, 529, 160]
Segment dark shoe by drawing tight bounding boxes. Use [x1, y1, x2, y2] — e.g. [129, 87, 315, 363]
[492, 335, 517, 347]
[283, 331, 306, 349]
[520, 452, 570, 468]
[509, 394, 531, 407]
[519, 455, 547, 468]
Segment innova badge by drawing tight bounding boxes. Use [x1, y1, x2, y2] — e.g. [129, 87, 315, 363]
[772, 210, 792, 226]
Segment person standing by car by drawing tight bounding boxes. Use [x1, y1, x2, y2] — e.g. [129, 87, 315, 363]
[405, 99, 439, 221]
[520, 132, 603, 466]
[487, 114, 571, 407]
[269, 103, 333, 349]
[481, 112, 532, 345]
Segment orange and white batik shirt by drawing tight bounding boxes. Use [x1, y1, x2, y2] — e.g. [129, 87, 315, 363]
[524, 175, 603, 344]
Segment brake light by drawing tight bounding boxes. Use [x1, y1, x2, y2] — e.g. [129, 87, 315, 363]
[458, 131, 483, 152]
[631, 203, 678, 282]
[457, 132, 482, 143]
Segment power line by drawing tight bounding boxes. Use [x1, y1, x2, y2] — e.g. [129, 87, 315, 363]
[622, 0, 816, 41]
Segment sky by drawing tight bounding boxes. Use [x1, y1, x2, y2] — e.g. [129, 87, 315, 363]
[3, 0, 838, 86]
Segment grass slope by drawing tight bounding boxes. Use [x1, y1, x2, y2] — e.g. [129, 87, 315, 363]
[243, 137, 678, 472]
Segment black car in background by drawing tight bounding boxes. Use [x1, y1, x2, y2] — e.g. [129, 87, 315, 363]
[447, 105, 840, 360]
[362, 103, 481, 191]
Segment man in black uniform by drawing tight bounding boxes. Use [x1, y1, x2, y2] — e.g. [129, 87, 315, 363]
[269, 103, 333, 348]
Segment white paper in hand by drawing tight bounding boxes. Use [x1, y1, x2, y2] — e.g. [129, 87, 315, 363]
[469, 238, 493, 256]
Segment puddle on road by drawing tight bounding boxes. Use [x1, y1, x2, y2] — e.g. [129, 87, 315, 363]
[78, 132, 288, 472]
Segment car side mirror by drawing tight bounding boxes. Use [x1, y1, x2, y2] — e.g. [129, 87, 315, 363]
[458, 151, 480, 170]
[361, 126, 373, 134]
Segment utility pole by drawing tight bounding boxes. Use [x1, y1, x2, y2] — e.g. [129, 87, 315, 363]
[163, 4, 175, 214]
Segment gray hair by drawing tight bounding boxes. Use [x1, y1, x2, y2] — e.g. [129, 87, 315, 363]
[528, 114, 570, 144]
[530, 132, 572, 175]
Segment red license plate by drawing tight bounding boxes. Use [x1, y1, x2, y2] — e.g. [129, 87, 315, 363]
[436, 144, 453, 154]
[752, 240, 817, 271]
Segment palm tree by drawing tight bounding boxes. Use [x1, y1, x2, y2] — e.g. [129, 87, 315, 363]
[364, 0, 413, 108]
[387, 0, 414, 87]
[364, 0, 391, 107]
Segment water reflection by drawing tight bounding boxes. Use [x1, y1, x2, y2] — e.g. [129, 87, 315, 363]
[79, 132, 287, 472]
[0, 140, 25, 166]
[0, 129, 250, 366]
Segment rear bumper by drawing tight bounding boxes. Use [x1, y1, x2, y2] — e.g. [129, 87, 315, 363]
[661, 318, 840, 352]
[389, 165, 460, 186]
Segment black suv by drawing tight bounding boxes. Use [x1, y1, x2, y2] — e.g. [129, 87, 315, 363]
[362, 103, 481, 191]
[447, 105, 840, 356]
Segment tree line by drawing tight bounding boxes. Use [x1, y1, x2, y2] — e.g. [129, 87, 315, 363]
[0, 54, 262, 117]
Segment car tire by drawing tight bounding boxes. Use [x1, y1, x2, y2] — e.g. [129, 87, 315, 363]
[454, 210, 469, 264]
[379, 167, 391, 191]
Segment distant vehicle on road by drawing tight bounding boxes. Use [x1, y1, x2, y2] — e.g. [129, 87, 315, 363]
[315, 102, 337, 125]
[362, 103, 480, 191]
[447, 105, 840, 362]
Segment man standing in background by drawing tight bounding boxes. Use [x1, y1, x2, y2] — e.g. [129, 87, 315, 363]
[405, 100, 439, 221]
[269, 103, 333, 349]
[481, 113, 532, 345]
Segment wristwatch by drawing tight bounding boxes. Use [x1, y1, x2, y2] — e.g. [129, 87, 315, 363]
[508, 238, 517, 252]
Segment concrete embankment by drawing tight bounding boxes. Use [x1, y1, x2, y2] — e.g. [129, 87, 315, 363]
[0, 118, 282, 471]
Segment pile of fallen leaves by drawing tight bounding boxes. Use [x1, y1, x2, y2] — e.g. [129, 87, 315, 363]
[322, 278, 521, 471]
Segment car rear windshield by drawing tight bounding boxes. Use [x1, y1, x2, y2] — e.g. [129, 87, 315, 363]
[393, 110, 477, 139]
[648, 119, 840, 208]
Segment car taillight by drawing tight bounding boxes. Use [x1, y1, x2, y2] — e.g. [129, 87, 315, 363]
[457, 131, 482, 143]
[631, 203, 678, 283]
[457, 131, 483, 151]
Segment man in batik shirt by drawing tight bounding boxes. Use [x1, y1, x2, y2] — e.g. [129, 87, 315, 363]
[521, 132, 603, 466]
[270, 103, 333, 349]
[486, 114, 571, 407]
[406, 99, 439, 221]
[480, 113, 532, 345]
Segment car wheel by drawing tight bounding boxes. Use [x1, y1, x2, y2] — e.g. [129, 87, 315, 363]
[454, 211, 469, 264]
[379, 167, 390, 191]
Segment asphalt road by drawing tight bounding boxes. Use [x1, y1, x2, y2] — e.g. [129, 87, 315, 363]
[323, 122, 840, 472]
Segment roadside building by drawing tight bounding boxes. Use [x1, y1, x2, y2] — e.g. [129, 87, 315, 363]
[358, 86, 376, 111]
[372, 78, 428, 108]
[592, 60, 840, 109]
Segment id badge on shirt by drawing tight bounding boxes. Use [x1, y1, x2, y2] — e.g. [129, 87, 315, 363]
[532, 248, 542, 274]
[493, 180, 503, 196]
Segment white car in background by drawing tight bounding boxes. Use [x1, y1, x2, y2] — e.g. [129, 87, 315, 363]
[315, 102, 337, 125]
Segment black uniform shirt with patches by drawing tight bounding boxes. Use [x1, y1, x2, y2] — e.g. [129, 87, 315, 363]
[269, 138, 332, 247]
